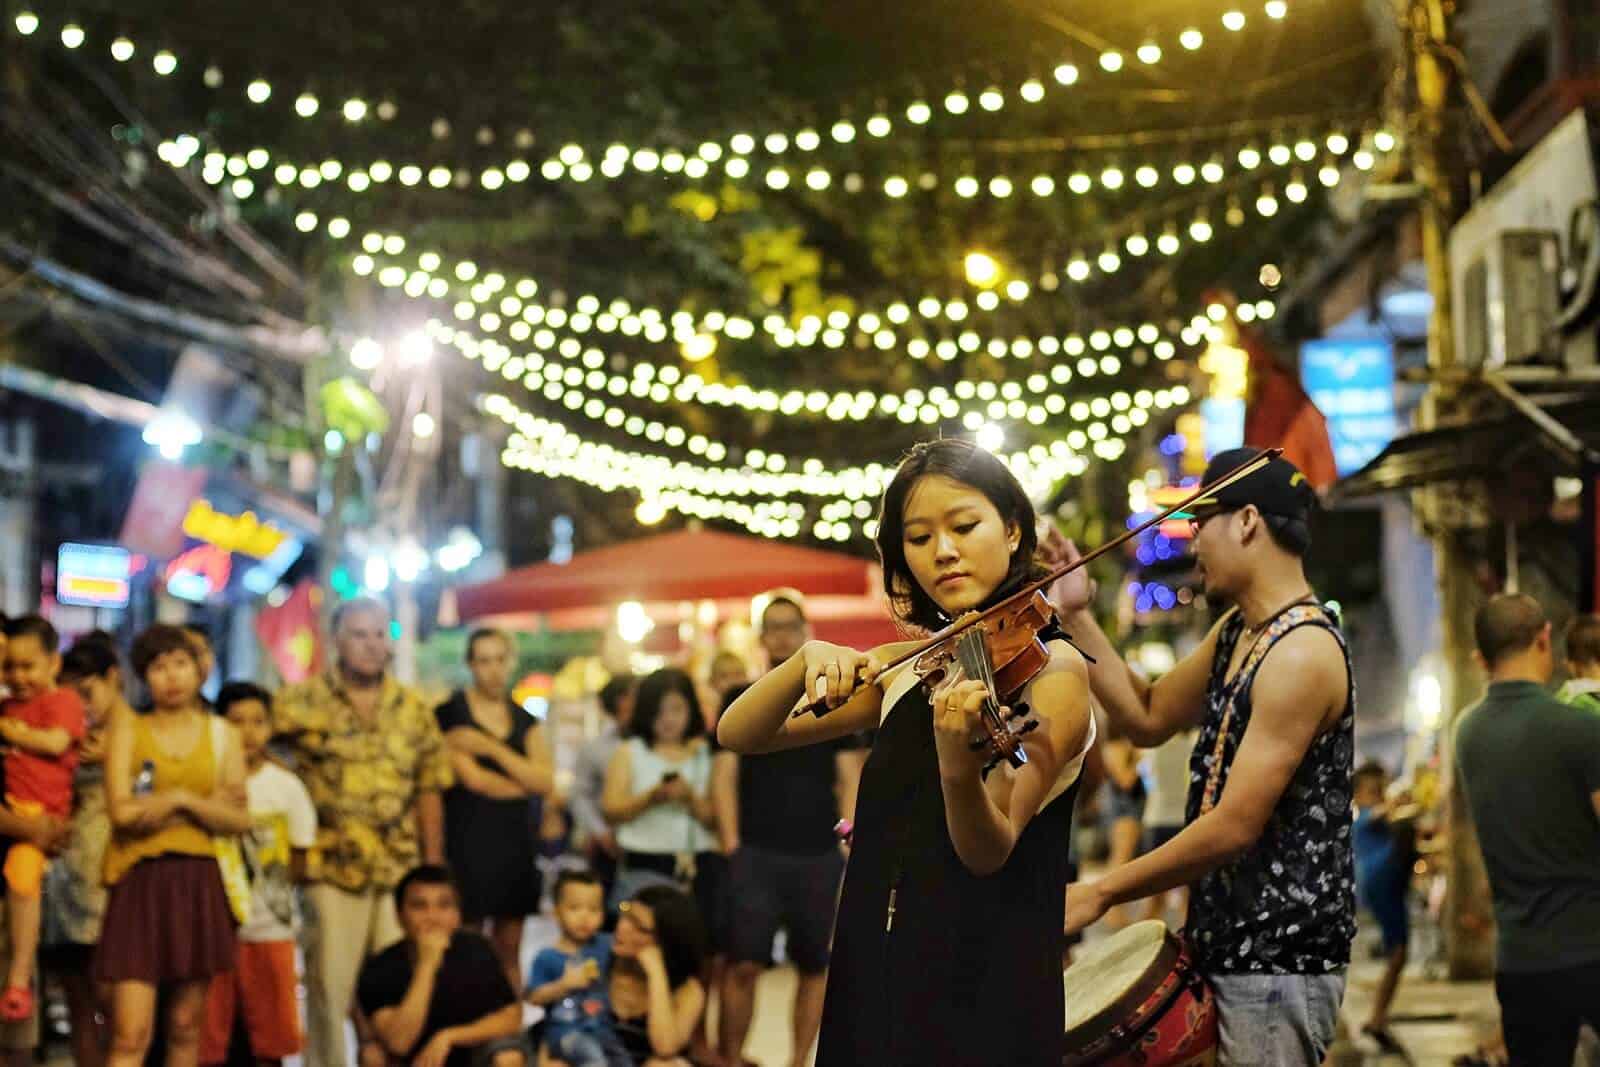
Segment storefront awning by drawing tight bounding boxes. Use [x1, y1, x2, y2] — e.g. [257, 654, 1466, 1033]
[455, 527, 882, 618]
[1331, 392, 1600, 501]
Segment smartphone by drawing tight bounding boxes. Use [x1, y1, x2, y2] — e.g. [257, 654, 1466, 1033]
[133, 760, 157, 796]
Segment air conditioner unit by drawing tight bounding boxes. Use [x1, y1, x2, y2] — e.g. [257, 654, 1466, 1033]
[1450, 109, 1600, 369]
[1458, 230, 1562, 369]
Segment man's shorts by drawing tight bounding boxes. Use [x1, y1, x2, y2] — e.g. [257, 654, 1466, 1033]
[724, 845, 843, 975]
[1210, 972, 1346, 1066]
[1357, 875, 1410, 954]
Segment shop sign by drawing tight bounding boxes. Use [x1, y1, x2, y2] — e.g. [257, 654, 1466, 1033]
[181, 499, 289, 559]
[57, 543, 132, 608]
[164, 543, 233, 603]
[1299, 339, 1399, 475]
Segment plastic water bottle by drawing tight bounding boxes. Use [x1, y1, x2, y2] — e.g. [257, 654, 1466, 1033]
[133, 760, 156, 796]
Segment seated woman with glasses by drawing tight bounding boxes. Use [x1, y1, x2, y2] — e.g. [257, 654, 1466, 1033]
[604, 886, 707, 1067]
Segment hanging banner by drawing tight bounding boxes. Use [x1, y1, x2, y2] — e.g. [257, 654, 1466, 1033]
[119, 461, 208, 560]
[256, 579, 325, 684]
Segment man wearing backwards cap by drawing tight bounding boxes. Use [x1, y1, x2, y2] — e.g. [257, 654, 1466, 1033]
[1054, 447, 1355, 1065]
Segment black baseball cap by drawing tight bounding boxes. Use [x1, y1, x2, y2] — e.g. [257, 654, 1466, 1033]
[1185, 447, 1316, 522]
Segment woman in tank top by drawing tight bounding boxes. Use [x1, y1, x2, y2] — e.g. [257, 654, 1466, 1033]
[97, 624, 251, 1067]
[719, 439, 1095, 1066]
[601, 669, 721, 920]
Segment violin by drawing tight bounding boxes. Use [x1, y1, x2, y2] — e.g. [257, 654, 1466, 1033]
[792, 448, 1281, 774]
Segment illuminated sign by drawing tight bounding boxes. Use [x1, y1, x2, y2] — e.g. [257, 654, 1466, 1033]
[57, 544, 131, 608]
[1300, 339, 1399, 475]
[181, 500, 289, 559]
[164, 543, 233, 604]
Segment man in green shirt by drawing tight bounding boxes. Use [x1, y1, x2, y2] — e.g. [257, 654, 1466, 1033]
[1454, 593, 1600, 1065]
[1557, 613, 1600, 715]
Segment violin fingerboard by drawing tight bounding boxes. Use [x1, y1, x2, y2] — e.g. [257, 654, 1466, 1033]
[954, 629, 998, 695]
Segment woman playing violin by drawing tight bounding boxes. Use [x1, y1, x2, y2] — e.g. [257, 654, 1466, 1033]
[718, 438, 1094, 1066]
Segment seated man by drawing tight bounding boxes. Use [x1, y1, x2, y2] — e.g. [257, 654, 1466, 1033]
[356, 865, 529, 1067]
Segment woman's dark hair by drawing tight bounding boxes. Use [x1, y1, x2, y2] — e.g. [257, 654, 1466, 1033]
[129, 624, 201, 681]
[631, 884, 707, 988]
[599, 674, 636, 718]
[628, 668, 705, 744]
[874, 438, 1045, 632]
[60, 638, 122, 683]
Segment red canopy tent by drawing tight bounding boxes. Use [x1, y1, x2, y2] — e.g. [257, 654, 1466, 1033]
[452, 527, 900, 647]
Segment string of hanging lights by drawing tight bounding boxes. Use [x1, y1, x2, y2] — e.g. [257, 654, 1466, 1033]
[9, 2, 1298, 177]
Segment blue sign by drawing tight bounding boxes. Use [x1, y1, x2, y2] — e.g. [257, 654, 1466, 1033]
[1200, 397, 1245, 457]
[1300, 339, 1399, 475]
[57, 543, 131, 608]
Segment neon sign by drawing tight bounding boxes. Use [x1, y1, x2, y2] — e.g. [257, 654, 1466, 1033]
[181, 500, 288, 559]
[57, 544, 131, 608]
[164, 543, 233, 603]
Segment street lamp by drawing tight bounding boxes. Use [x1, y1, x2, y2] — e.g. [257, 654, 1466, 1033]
[350, 337, 383, 370]
[142, 412, 202, 461]
[391, 539, 429, 584]
[397, 330, 433, 368]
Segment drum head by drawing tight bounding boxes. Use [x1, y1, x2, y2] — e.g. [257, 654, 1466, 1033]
[1063, 920, 1172, 1033]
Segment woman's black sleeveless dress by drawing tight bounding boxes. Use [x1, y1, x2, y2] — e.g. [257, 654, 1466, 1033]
[435, 691, 544, 920]
[816, 678, 1080, 1066]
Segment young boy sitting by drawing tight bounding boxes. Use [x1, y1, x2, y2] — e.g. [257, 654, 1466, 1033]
[201, 682, 317, 1066]
[1557, 614, 1600, 715]
[0, 615, 85, 1020]
[527, 870, 618, 1067]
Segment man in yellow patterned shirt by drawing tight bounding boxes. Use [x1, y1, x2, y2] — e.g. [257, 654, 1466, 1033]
[273, 597, 452, 1067]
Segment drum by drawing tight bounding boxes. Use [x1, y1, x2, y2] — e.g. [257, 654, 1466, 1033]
[1062, 920, 1218, 1066]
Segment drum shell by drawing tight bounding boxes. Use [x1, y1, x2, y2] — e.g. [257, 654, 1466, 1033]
[1062, 931, 1217, 1067]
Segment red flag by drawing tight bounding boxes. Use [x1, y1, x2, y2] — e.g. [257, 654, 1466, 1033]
[256, 579, 325, 683]
[1240, 325, 1339, 491]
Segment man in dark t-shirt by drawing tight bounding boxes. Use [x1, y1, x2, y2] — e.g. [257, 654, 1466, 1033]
[1455, 594, 1600, 1066]
[717, 592, 862, 1067]
[355, 866, 529, 1067]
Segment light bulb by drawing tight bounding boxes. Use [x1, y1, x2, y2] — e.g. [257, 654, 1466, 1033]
[1054, 63, 1079, 85]
[152, 50, 177, 75]
[110, 37, 134, 61]
[295, 93, 319, 117]
[1180, 28, 1204, 50]
[1099, 51, 1124, 72]
[1137, 41, 1162, 64]
[1222, 10, 1246, 30]
[246, 79, 271, 103]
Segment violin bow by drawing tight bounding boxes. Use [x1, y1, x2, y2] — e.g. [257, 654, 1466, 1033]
[793, 447, 1282, 718]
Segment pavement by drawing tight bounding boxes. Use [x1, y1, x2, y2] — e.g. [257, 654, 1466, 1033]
[31, 902, 1527, 1067]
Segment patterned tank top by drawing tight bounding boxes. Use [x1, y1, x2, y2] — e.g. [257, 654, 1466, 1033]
[1184, 601, 1356, 975]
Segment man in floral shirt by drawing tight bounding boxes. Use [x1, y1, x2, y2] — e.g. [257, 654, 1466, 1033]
[274, 598, 452, 1067]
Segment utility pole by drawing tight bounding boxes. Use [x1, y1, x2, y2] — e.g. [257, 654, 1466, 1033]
[1401, 0, 1495, 979]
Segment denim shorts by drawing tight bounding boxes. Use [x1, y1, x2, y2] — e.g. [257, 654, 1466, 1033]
[1209, 972, 1346, 1066]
